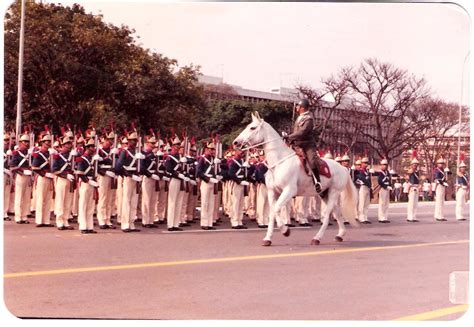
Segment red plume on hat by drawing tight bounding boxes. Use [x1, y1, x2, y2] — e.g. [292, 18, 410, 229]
[149, 128, 155, 137]
[412, 149, 417, 158]
[460, 152, 465, 161]
[191, 136, 196, 145]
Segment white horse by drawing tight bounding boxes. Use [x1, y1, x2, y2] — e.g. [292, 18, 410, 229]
[233, 112, 359, 246]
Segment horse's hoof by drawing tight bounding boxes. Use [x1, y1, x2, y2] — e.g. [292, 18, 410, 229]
[262, 240, 272, 247]
[335, 236, 343, 242]
[310, 239, 320, 245]
[282, 228, 291, 237]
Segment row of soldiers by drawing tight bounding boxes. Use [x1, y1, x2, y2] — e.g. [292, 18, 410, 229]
[3, 128, 469, 233]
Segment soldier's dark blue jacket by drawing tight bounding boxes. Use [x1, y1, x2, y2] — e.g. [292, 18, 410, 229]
[164, 152, 182, 179]
[409, 170, 420, 185]
[355, 168, 371, 188]
[31, 149, 50, 177]
[457, 174, 469, 186]
[140, 149, 157, 178]
[377, 170, 392, 190]
[52, 150, 73, 179]
[434, 168, 447, 185]
[228, 156, 245, 184]
[98, 147, 115, 175]
[255, 162, 268, 184]
[196, 155, 214, 183]
[76, 153, 94, 183]
[115, 147, 138, 177]
[10, 148, 30, 174]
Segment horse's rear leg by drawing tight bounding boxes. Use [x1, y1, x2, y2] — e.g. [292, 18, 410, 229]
[333, 197, 346, 242]
[263, 190, 278, 246]
[312, 191, 338, 245]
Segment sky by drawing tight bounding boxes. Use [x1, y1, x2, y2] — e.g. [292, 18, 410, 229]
[26, 1, 472, 105]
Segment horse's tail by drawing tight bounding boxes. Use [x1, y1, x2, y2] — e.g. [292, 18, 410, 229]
[340, 176, 360, 228]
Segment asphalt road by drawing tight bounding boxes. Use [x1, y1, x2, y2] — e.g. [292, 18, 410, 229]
[2, 201, 470, 321]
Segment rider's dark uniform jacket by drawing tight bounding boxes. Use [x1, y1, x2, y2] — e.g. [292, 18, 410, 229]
[288, 112, 316, 148]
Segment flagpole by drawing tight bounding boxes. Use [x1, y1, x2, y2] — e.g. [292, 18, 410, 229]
[15, 0, 26, 144]
[457, 51, 470, 169]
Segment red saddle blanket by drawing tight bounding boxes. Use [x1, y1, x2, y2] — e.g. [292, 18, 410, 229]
[319, 160, 331, 178]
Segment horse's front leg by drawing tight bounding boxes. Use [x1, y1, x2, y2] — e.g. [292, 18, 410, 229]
[273, 186, 297, 237]
[312, 190, 338, 245]
[263, 189, 278, 246]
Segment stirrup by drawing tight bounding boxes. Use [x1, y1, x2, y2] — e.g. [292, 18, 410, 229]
[314, 181, 322, 193]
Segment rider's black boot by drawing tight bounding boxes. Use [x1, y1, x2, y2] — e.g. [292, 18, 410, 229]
[311, 168, 322, 194]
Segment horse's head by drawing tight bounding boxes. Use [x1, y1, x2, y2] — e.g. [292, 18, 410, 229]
[233, 112, 265, 150]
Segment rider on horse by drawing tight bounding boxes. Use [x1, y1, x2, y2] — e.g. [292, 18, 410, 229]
[286, 99, 322, 193]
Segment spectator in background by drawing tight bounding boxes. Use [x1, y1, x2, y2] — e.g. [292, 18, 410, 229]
[394, 179, 402, 202]
[402, 178, 410, 202]
[423, 179, 431, 201]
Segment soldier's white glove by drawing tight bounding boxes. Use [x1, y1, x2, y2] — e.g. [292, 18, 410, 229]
[6, 149, 12, 156]
[443, 182, 449, 187]
[369, 168, 375, 174]
[162, 176, 170, 182]
[13, 145, 19, 150]
[214, 158, 221, 164]
[23, 169, 32, 176]
[67, 174, 75, 182]
[281, 131, 288, 138]
[105, 171, 116, 178]
[88, 180, 99, 187]
[179, 157, 188, 163]
[28, 148, 34, 154]
[134, 153, 145, 160]
[70, 150, 79, 156]
[48, 148, 58, 155]
[242, 161, 250, 168]
[178, 173, 186, 180]
[357, 180, 364, 185]
[4, 169, 12, 177]
[190, 180, 197, 185]
[444, 168, 450, 172]
[351, 165, 355, 170]
[216, 175, 223, 181]
[240, 180, 250, 186]
[45, 172, 55, 179]
[92, 154, 103, 161]
[184, 177, 190, 182]
[387, 186, 393, 191]
[151, 174, 160, 181]
[156, 151, 164, 156]
[209, 178, 219, 184]
[110, 148, 119, 155]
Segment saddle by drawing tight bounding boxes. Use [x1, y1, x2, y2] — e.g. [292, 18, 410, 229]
[293, 148, 331, 178]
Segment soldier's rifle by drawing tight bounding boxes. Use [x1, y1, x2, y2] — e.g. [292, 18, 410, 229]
[243, 149, 249, 197]
[184, 132, 190, 193]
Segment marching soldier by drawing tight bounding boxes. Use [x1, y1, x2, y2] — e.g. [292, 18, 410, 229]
[227, 148, 249, 229]
[31, 132, 55, 227]
[255, 151, 269, 228]
[341, 155, 351, 170]
[434, 158, 448, 221]
[115, 131, 143, 232]
[115, 136, 128, 225]
[164, 136, 187, 231]
[178, 140, 192, 228]
[75, 138, 99, 234]
[222, 150, 233, 218]
[407, 154, 420, 222]
[197, 141, 218, 230]
[184, 142, 199, 224]
[4, 133, 13, 221]
[96, 131, 118, 229]
[10, 132, 33, 224]
[153, 138, 168, 225]
[455, 161, 469, 221]
[355, 157, 372, 224]
[71, 133, 85, 222]
[286, 99, 322, 193]
[52, 135, 75, 230]
[140, 135, 159, 228]
[377, 159, 392, 223]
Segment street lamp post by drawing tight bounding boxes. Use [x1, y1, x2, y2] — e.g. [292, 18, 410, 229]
[15, 0, 27, 143]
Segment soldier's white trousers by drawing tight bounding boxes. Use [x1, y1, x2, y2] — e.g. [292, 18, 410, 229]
[223, 181, 233, 216]
[213, 191, 220, 222]
[407, 188, 419, 221]
[141, 176, 157, 225]
[434, 185, 446, 220]
[116, 176, 124, 223]
[4, 173, 12, 216]
[231, 183, 245, 227]
[180, 190, 189, 223]
[308, 196, 321, 220]
[121, 176, 138, 230]
[357, 185, 370, 222]
[186, 191, 197, 220]
[294, 196, 309, 223]
[200, 181, 215, 227]
[456, 188, 467, 220]
[256, 183, 269, 226]
[245, 183, 256, 218]
[167, 178, 184, 228]
[154, 180, 167, 222]
[35, 176, 53, 225]
[378, 188, 390, 221]
[78, 181, 95, 230]
[14, 174, 31, 222]
[97, 175, 115, 226]
[54, 177, 74, 227]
